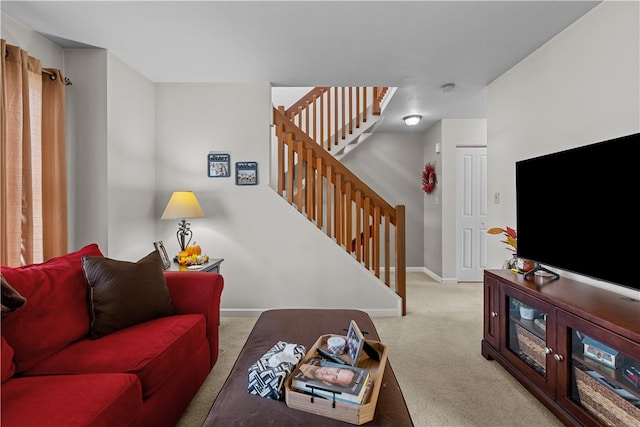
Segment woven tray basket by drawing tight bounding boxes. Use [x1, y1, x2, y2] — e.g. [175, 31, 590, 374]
[574, 367, 640, 427]
[515, 324, 546, 369]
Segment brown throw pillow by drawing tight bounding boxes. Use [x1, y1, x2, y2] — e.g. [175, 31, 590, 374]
[1, 274, 27, 316]
[82, 250, 176, 339]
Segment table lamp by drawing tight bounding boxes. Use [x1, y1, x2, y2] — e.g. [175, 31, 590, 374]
[161, 191, 205, 252]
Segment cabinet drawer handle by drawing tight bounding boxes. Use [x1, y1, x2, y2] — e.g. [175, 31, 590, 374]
[553, 354, 564, 362]
[491, 311, 498, 317]
[544, 347, 553, 355]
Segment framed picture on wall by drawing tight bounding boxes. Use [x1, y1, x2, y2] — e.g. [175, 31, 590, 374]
[208, 153, 231, 178]
[235, 162, 258, 185]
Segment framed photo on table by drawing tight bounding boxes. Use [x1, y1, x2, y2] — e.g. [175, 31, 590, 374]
[208, 153, 231, 178]
[235, 161, 258, 185]
[153, 241, 171, 270]
[345, 320, 365, 366]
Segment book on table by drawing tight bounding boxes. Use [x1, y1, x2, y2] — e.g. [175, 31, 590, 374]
[290, 357, 371, 404]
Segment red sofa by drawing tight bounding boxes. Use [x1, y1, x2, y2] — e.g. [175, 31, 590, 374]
[1, 244, 224, 427]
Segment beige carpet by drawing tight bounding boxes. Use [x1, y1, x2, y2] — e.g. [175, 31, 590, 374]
[176, 272, 562, 426]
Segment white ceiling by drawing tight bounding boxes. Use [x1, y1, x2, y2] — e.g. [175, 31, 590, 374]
[1, 1, 600, 132]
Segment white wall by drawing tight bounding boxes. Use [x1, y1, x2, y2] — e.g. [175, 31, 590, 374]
[341, 132, 424, 268]
[64, 49, 109, 252]
[442, 119, 487, 282]
[106, 53, 156, 260]
[154, 83, 402, 316]
[422, 122, 443, 278]
[487, 1, 640, 298]
[421, 119, 487, 282]
[1, 14, 63, 70]
[3, 14, 402, 316]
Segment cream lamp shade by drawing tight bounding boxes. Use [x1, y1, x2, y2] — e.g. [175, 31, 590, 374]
[161, 191, 205, 220]
[161, 191, 205, 251]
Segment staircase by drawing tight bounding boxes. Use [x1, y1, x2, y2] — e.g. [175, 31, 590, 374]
[273, 87, 407, 315]
[280, 87, 394, 159]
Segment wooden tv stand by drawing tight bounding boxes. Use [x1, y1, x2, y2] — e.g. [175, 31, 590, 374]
[482, 269, 640, 426]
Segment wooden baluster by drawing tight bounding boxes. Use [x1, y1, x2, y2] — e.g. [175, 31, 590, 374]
[311, 95, 317, 145]
[326, 164, 333, 238]
[276, 124, 285, 197]
[316, 157, 323, 229]
[363, 197, 371, 269]
[373, 205, 381, 277]
[341, 87, 346, 141]
[334, 88, 339, 146]
[385, 215, 391, 287]
[320, 94, 325, 150]
[345, 181, 352, 253]
[363, 88, 367, 123]
[296, 141, 304, 212]
[306, 147, 314, 220]
[334, 173, 342, 242]
[355, 190, 362, 261]
[286, 133, 295, 204]
[373, 87, 381, 115]
[348, 87, 353, 135]
[355, 87, 361, 129]
[395, 205, 406, 315]
[304, 101, 311, 138]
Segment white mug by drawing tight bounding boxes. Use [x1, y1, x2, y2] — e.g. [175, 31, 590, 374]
[326, 336, 346, 356]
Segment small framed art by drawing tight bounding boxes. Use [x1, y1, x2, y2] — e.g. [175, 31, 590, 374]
[235, 161, 258, 185]
[153, 241, 171, 270]
[345, 320, 365, 366]
[208, 153, 231, 178]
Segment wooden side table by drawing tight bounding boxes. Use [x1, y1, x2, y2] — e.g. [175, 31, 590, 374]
[167, 258, 224, 273]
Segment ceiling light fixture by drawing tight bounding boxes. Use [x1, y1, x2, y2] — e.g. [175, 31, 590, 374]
[403, 115, 422, 126]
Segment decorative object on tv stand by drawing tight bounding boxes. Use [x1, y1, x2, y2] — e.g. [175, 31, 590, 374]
[487, 226, 533, 271]
[160, 191, 205, 252]
[421, 163, 437, 194]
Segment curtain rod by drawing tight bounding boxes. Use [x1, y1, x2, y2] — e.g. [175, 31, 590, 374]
[42, 69, 72, 86]
[3, 46, 72, 85]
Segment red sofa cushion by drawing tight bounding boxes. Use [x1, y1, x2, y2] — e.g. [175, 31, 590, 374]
[25, 314, 208, 399]
[0, 244, 103, 373]
[1, 373, 142, 427]
[1, 336, 16, 383]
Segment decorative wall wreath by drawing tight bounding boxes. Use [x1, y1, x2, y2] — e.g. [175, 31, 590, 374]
[422, 163, 437, 194]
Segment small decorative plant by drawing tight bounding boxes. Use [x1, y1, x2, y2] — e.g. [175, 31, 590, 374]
[487, 226, 517, 252]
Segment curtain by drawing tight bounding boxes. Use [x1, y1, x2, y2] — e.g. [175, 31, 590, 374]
[1, 40, 68, 266]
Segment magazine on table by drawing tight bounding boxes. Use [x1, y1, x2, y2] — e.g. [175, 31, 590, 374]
[290, 357, 370, 404]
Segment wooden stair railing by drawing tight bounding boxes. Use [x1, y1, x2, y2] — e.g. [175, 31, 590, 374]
[273, 107, 407, 315]
[282, 87, 389, 152]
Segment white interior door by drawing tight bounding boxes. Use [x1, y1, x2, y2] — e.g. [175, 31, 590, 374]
[456, 147, 488, 282]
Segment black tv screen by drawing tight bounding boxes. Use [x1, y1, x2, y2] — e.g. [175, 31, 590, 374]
[516, 132, 640, 292]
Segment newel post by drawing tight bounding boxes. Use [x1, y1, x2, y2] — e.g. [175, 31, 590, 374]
[395, 205, 406, 315]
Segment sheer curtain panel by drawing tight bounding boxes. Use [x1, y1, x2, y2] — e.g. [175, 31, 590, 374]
[1, 40, 68, 266]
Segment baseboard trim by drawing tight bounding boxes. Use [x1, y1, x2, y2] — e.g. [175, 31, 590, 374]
[221, 307, 402, 318]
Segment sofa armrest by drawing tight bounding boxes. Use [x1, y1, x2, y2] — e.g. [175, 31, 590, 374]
[164, 271, 224, 368]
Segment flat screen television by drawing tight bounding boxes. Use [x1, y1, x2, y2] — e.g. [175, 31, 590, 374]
[516, 132, 640, 292]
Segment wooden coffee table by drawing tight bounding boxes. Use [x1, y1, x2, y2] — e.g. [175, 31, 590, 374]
[202, 309, 413, 426]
